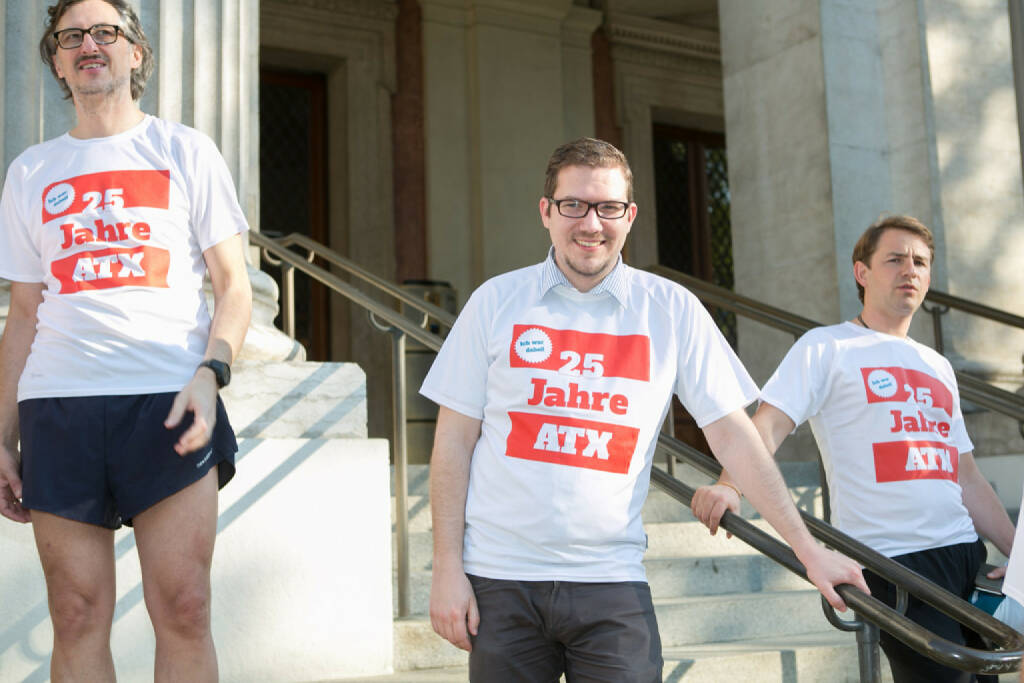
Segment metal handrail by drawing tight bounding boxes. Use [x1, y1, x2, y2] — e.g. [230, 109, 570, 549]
[647, 265, 1024, 423]
[926, 289, 1024, 331]
[251, 232, 1023, 673]
[653, 434, 1024, 675]
[259, 232, 457, 330]
[250, 231, 446, 619]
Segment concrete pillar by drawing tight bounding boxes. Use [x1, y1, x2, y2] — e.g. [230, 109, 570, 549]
[721, 0, 1023, 387]
[918, 0, 1024, 381]
[722, 0, 944, 382]
[422, 0, 599, 303]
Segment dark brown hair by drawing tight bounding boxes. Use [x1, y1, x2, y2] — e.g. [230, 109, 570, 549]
[543, 138, 634, 205]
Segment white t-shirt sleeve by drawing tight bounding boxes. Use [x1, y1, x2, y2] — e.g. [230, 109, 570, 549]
[1003, 489, 1024, 605]
[420, 287, 492, 420]
[673, 294, 758, 427]
[0, 165, 44, 282]
[760, 330, 834, 427]
[188, 134, 249, 250]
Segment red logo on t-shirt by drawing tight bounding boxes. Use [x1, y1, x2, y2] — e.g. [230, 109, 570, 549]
[509, 324, 650, 381]
[505, 411, 640, 474]
[41, 170, 170, 221]
[873, 440, 959, 483]
[50, 246, 170, 293]
[861, 366, 954, 417]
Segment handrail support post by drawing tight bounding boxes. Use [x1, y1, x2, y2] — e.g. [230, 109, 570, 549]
[282, 263, 296, 339]
[392, 328, 411, 618]
[855, 614, 883, 683]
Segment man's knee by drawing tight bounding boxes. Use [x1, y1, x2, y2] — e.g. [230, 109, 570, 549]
[147, 582, 212, 639]
[47, 584, 113, 642]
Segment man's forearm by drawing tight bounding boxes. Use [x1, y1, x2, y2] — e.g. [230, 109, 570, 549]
[429, 408, 481, 572]
[207, 277, 251, 364]
[0, 285, 42, 448]
[704, 410, 820, 561]
[430, 447, 471, 571]
[961, 454, 1015, 556]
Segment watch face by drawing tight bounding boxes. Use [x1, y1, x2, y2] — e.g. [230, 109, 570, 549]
[202, 360, 230, 388]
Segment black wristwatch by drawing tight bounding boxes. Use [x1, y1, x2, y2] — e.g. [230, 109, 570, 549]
[198, 359, 231, 388]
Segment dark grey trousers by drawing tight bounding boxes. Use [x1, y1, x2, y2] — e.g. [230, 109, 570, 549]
[467, 575, 662, 683]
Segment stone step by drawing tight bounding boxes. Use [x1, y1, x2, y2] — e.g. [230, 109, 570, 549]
[397, 518, 789, 578]
[654, 590, 832, 647]
[382, 626, 892, 681]
[392, 589, 832, 671]
[394, 553, 811, 617]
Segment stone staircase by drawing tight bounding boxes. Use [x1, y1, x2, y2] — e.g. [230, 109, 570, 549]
[362, 463, 896, 682]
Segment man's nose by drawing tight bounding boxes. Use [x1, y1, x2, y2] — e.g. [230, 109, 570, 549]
[78, 32, 101, 52]
[579, 207, 602, 231]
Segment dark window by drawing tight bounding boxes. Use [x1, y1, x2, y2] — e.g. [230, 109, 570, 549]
[653, 125, 736, 347]
[653, 125, 737, 456]
[259, 68, 330, 360]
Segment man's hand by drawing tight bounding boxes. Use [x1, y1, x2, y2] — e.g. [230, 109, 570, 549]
[800, 544, 870, 612]
[0, 445, 29, 523]
[691, 483, 740, 538]
[164, 369, 218, 455]
[987, 564, 1007, 580]
[429, 566, 479, 651]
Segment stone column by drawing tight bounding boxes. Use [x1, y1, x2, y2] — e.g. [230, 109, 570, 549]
[720, 0, 945, 383]
[918, 0, 1024, 382]
[421, 0, 600, 303]
[0, 0, 296, 360]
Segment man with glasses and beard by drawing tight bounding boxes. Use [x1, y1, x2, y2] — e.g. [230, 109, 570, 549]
[0, 1, 251, 680]
[421, 137, 868, 681]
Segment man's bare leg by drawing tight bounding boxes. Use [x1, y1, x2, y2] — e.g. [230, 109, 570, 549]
[32, 511, 116, 682]
[133, 469, 219, 683]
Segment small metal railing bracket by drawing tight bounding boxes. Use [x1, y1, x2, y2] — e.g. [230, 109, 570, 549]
[819, 597, 883, 682]
[921, 301, 950, 355]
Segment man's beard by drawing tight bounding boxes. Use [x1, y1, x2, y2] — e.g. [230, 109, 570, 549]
[74, 76, 128, 98]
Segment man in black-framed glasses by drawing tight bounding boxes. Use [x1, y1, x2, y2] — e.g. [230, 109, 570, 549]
[0, 1, 252, 680]
[423, 137, 867, 681]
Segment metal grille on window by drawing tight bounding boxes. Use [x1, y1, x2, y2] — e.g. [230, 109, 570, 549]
[259, 69, 329, 360]
[653, 138, 693, 277]
[704, 146, 737, 347]
[653, 126, 737, 349]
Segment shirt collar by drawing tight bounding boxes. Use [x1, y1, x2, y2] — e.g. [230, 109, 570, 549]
[540, 247, 629, 307]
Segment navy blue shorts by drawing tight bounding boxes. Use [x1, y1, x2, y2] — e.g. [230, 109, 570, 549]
[19, 392, 237, 529]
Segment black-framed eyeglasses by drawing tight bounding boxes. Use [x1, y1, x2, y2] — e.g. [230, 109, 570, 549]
[547, 197, 630, 220]
[53, 24, 126, 50]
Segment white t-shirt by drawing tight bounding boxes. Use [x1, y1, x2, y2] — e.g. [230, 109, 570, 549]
[761, 322, 977, 557]
[420, 254, 758, 582]
[0, 115, 248, 400]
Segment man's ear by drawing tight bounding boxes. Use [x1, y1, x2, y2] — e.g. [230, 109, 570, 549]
[853, 260, 869, 288]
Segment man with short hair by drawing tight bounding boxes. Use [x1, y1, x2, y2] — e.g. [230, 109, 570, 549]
[422, 137, 868, 681]
[0, 1, 251, 680]
[693, 215, 1015, 682]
